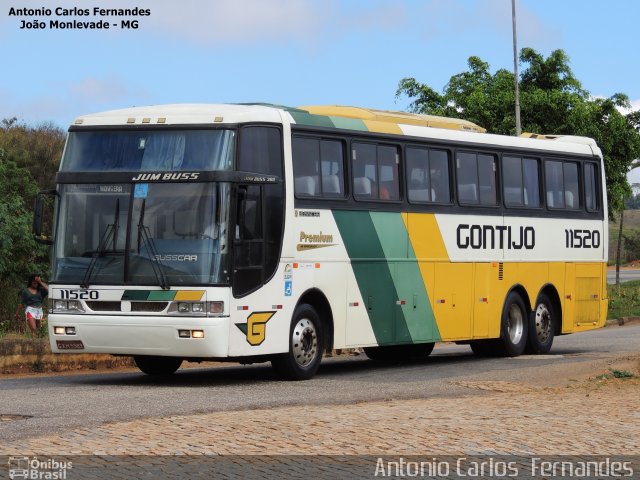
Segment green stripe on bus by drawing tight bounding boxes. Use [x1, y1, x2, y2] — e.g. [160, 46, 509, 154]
[369, 212, 440, 343]
[288, 111, 335, 128]
[147, 291, 177, 301]
[333, 210, 410, 345]
[329, 116, 368, 131]
[122, 290, 150, 301]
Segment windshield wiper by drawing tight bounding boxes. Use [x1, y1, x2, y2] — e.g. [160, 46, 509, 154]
[137, 199, 170, 290]
[81, 199, 120, 289]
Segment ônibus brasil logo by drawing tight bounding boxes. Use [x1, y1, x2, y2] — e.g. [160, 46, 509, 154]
[8, 456, 72, 479]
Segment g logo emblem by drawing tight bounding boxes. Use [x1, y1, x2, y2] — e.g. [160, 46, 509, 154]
[235, 311, 276, 346]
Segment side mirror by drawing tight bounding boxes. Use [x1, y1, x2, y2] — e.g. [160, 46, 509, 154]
[33, 190, 58, 245]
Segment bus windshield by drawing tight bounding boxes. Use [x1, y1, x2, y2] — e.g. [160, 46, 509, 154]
[61, 129, 235, 171]
[52, 182, 231, 286]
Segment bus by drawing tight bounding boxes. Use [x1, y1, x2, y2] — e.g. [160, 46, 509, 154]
[34, 103, 608, 380]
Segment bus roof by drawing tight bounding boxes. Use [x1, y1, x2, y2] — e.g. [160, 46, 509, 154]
[71, 103, 601, 158]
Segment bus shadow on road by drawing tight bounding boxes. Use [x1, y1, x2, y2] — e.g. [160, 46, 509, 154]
[67, 347, 593, 387]
[65, 353, 473, 387]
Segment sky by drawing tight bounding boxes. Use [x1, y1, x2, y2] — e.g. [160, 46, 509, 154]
[2, 0, 639, 176]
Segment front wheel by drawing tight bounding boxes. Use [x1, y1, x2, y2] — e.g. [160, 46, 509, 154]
[526, 293, 556, 354]
[134, 355, 183, 376]
[495, 292, 528, 357]
[271, 304, 323, 380]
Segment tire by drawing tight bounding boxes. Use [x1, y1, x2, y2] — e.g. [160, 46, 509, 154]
[134, 355, 183, 376]
[364, 343, 435, 363]
[271, 304, 323, 380]
[526, 293, 556, 354]
[495, 291, 528, 357]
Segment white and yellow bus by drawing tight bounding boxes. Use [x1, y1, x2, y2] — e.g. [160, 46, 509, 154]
[35, 104, 608, 380]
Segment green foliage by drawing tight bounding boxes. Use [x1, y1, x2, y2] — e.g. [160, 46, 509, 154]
[621, 229, 640, 263]
[396, 48, 640, 217]
[609, 369, 634, 379]
[624, 194, 640, 209]
[607, 280, 640, 320]
[0, 119, 64, 330]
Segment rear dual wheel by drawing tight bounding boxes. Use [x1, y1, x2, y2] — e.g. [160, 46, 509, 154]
[498, 292, 528, 356]
[470, 291, 557, 357]
[470, 291, 528, 357]
[526, 293, 555, 354]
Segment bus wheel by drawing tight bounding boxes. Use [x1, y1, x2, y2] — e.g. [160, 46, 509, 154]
[364, 343, 434, 362]
[496, 292, 528, 357]
[526, 293, 555, 354]
[133, 355, 183, 376]
[271, 303, 323, 381]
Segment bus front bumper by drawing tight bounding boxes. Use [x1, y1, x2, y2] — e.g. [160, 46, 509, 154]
[48, 314, 231, 358]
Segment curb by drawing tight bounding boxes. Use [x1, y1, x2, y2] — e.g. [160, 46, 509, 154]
[0, 337, 133, 374]
[606, 316, 640, 327]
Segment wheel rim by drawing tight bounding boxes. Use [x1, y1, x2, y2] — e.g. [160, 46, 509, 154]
[292, 317, 318, 368]
[535, 303, 552, 343]
[507, 303, 524, 344]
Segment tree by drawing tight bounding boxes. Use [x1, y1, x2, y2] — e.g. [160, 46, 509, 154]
[396, 48, 640, 217]
[0, 156, 50, 330]
[0, 120, 64, 331]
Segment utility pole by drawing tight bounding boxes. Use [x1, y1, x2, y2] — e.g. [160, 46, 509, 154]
[512, 0, 522, 136]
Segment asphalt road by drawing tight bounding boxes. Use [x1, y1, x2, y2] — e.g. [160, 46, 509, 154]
[607, 268, 640, 283]
[1, 324, 639, 444]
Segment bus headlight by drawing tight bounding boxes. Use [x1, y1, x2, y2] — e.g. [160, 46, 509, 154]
[191, 303, 205, 313]
[168, 301, 225, 317]
[52, 300, 85, 313]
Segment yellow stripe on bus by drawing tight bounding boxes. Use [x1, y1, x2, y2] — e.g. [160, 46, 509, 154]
[174, 290, 206, 301]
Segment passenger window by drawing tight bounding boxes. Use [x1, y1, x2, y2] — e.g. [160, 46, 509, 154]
[545, 159, 581, 210]
[407, 147, 450, 203]
[545, 161, 564, 208]
[563, 162, 580, 209]
[502, 156, 540, 207]
[584, 163, 600, 211]
[352, 142, 399, 201]
[292, 137, 320, 197]
[378, 145, 399, 200]
[320, 140, 345, 197]
[456, 151, 497, 206]
[293, 136, 345, 198]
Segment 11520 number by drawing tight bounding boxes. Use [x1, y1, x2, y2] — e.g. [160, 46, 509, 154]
[565, 229, 600, 249]
[59, 289, 99, 300]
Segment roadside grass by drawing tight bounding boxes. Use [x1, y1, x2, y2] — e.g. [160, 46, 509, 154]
[0, 319, 48, 340]
[595, 369, 636, 381]
[607, 280, 640, 320]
